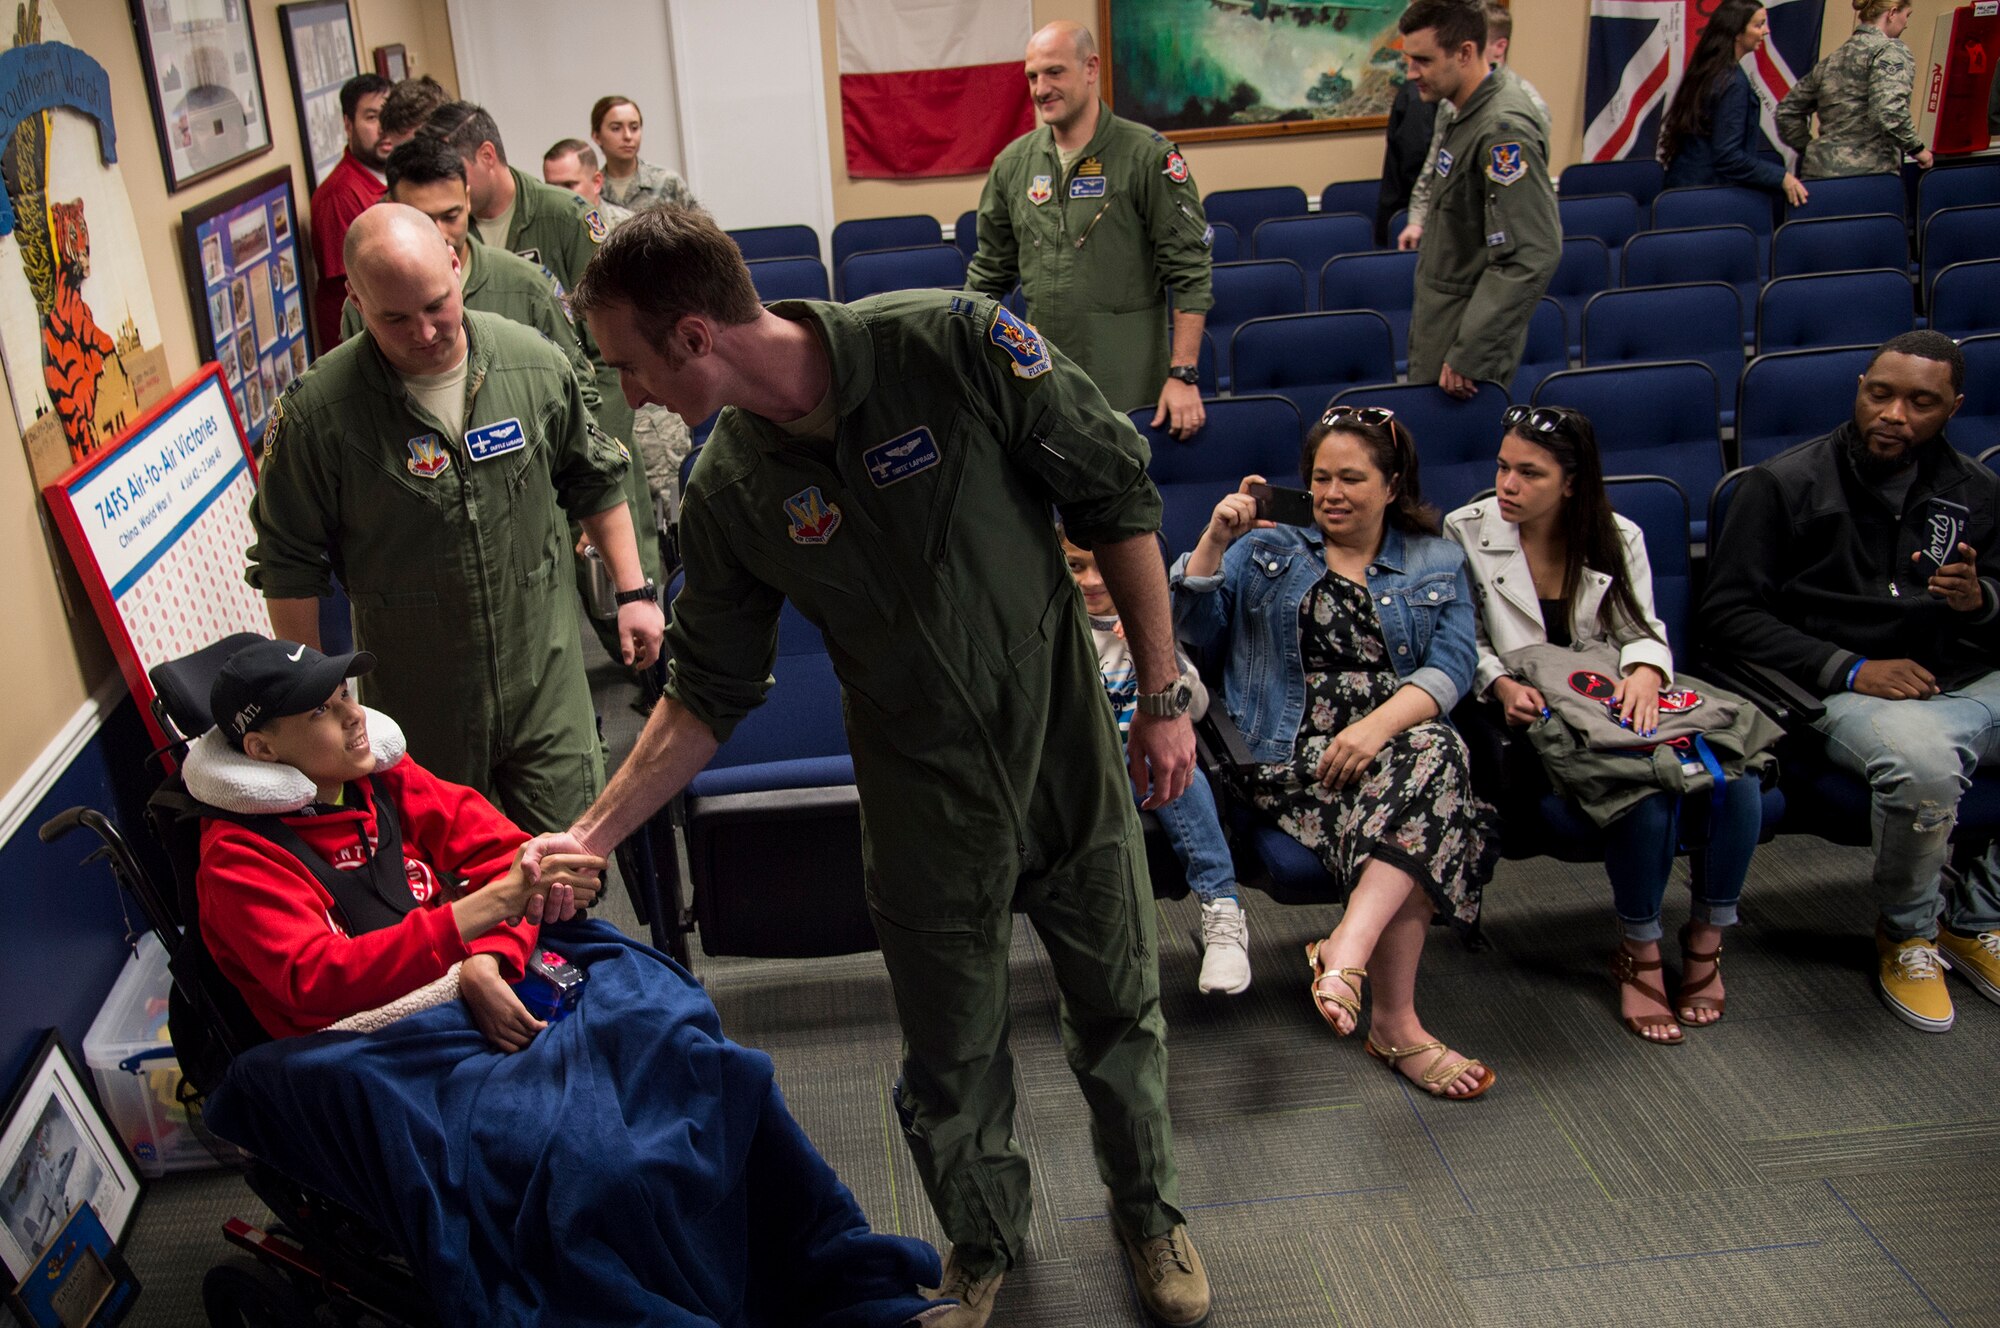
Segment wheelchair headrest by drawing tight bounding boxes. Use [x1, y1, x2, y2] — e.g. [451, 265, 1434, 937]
[150, 633, 269, 743]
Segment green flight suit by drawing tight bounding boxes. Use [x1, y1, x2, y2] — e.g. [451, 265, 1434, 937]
[967, 103, 1213, 413]
[246, 310, 629, 833]
[1407, 72, 1561, 387]
[666, 292, 1183, 1269]
[340, 239, 665, 666]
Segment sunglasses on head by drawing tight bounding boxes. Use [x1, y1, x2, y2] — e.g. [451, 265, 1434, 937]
[1502, 404, 1579, 435]
[1319, 405, 1396, 428]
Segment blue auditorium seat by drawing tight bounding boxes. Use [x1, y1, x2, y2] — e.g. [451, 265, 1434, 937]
[831, 215, 942, 285]
[1620, 225, 1760, 340]
[1130, 395, 1303, 559]
[1560, 158, 1666, 208]
[745, 256, 830, 303]
[1230, 311, 1396, 421]
[1537, 362, 1723, 539]
[1202, 185, 1309, 239]
[1653, 186, 1775, 275]
[1250, 214, 1374, 288]
[837, 244, 967, 301]
[1510, 298, 1569, 402]
[1318, 179, 1379, 217]
[1735, 345, 1876, 467]
[1320, 249, 1419, 373]
[1558, 193, 1644, 271]
[1929, 258, 2000, 340]
[1207, 260, 1308, 386]
[1771, 213, 1909, 278]
[1208, 221, 1241, 263]
[729, 224, 819, 261]
[1953, 334, 2000, 458]
[953, 208, 978, 261]
[1755, 269, 1913, 356]
[1582, 283, 1745, 426]
[1916, 161, 2000, 230]
[1783, 171, 1905, 223]
[1547, 236, 1613, 358]
[1921, 205, 2000, 307]
[1327, 380, 1511, 516]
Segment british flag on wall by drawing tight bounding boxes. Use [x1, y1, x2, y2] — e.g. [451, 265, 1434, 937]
[1584, 0, 1826, 162]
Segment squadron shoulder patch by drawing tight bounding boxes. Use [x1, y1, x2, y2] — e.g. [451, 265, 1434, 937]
[1163, 149, 1190, 184]
[1486, 142, 1526, 186]
[584, 208, 608, 243]
[785, 486, 842, 545]
[987, 306, 1052, 380]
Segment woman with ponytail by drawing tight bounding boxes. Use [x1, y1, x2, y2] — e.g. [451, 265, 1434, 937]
[1777, 0, 1933, 177]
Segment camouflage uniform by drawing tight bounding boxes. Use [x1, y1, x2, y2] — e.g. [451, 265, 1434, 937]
[601, 159, 694, 213]
[1776, 24, 1925, 178]
[1406, 68, 1550, 230]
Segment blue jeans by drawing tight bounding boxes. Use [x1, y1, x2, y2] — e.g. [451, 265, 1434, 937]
[1147, 768, 1236, 905]
[1603, 778, 1762, 942]
[1812, 670, 2000, 941]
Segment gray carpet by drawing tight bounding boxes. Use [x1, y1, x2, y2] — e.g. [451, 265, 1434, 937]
[117, 648, 2000, 1326]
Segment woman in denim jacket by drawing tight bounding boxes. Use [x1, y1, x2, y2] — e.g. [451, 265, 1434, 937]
[1174, 408, 1499, 1099]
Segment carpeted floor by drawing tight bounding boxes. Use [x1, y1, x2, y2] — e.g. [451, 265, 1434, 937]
[118, 655, 2000, 1326]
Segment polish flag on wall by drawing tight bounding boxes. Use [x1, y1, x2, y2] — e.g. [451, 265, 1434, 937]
[838, 0, 1035, 179]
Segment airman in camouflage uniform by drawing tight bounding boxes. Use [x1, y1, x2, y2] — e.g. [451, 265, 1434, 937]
[1777, 5, 1932, 178]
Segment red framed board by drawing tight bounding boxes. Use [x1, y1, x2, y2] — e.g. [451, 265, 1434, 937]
[42, 364, 270, 748]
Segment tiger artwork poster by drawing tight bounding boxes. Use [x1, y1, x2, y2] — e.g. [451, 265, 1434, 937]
[0, 1, 169, 487]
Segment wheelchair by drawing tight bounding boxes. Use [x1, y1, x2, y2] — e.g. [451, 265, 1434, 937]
[41, 633, 660, 1328]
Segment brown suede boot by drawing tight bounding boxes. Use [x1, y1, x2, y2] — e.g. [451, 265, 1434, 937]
[1116, 1223, 1211, 1326]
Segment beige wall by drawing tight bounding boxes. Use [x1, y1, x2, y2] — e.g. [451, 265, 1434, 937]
[820, 0, 1941, 226]
[0, 0, 455, 794]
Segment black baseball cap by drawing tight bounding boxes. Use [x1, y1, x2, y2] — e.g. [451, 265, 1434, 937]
[209, 640, 376, 748]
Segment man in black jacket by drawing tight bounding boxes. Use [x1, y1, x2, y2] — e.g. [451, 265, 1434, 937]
[1703, 331, 2000, 1033]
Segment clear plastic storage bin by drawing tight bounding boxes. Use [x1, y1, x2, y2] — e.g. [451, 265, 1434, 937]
[82, 933, 222, 1177]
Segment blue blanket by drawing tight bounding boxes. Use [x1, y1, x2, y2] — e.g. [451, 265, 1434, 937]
[206, 919, 941, 1327]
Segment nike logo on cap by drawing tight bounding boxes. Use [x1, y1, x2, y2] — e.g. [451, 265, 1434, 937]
[287, 644, 306, 661]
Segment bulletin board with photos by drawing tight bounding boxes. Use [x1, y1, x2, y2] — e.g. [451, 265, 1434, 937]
[178, 166, 312, 453]
[278, 0, 361, 193]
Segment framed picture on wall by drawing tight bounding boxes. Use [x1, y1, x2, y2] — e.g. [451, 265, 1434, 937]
[178, 166, 316, 451]
[127, 0, 274, 190]
[279, 0, 361, 193]
[375, 44, 408, 82]
[0, 1032, 142, 1284]
[1097, 0, 1397, 143]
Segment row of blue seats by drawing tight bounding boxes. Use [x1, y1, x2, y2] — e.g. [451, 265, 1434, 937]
[648, 457, 2000, 958]
[1200, 159, 1999, 243]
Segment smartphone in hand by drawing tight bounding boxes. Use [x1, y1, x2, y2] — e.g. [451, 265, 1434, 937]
[1247, 481, 1316, 528]
[1918, 497, 1970, 572]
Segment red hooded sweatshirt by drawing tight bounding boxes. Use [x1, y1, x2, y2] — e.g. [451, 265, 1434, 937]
[197, 756, 536, 1039]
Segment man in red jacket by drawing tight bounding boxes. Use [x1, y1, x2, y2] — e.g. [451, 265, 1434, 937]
[309, 73, 393, 352]
[193, 639, 604, 1048]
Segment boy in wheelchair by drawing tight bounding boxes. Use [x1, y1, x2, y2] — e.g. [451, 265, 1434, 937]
[191, 638, 605, 1045]
[176, 638, 941, 1327]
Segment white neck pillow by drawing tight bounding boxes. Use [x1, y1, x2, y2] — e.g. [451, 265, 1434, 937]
[181, 708, 407, 815]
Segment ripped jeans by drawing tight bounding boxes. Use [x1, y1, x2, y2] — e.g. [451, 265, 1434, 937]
[1814, 669, 2000, 940]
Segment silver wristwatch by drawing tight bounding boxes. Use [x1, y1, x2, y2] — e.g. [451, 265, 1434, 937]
[1136, 675, 1196, 718]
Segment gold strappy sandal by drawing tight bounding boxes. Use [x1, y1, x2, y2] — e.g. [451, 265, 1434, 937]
[1364, 1037, 1495, 1100]
[1305, 940, 1365, 1037]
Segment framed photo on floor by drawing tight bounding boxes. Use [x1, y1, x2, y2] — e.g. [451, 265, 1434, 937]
[278, 0, 361, 193]
[0, 1032, 142, 1284]
[127, 0, 274, 190]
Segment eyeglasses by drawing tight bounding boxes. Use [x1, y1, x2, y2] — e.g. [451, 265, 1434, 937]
[1319, 405, 1396, 427]
[1502, 404, 1580, 435]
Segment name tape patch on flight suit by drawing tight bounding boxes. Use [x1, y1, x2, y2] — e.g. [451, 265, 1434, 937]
[1163, 150, 1189, 184]
[1028, 174, 1052, 205]
[1070, 176, 1107, 199]
[513, 247, 541, 264]
[863, 427, 940, 487]
[987, 307, 1053, 380]
[465, 417, 527, 462]
[785, 485, 843, 545]
[1436, 147, 1454, 177]
[1486, 230, 1509, 247]
[1486, 142, 1527, 186]
[406, 433, 450, 478]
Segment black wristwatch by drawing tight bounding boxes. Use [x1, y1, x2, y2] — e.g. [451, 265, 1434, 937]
[1137, 675, 1196, 718]
[1165, 364, 1201, 386]
[614, 581, 658, 606]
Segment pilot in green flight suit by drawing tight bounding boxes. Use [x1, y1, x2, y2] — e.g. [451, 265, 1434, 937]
[247, 300, 642, 834]
[662, 291, 1188, 1279]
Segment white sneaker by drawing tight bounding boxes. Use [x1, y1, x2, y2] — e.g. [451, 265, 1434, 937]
[1197, 897, 1251, 995]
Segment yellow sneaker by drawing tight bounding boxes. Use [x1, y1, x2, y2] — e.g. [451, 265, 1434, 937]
[1937, 928, 2000, 1006]
[1877, 929, 1954, 1033]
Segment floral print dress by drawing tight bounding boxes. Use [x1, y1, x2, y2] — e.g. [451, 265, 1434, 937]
[1247, 573, 1496, 927]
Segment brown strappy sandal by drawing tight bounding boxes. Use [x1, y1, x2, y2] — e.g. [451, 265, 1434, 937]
[1611, 944, 1684, 1044]
[1678, 923, 1726, 1026]
[1304, 940, 1365, 1037]
[1364, 1037, 1495, 1100]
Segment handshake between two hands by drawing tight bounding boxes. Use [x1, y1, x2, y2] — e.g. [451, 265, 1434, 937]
[498, 844, 607, 926]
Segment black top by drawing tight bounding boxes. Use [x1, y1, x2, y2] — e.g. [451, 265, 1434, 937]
[1700, 423, 2000, 694]
[1540, 598, 1572, 648]
[1377, 79, 1439, 247]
